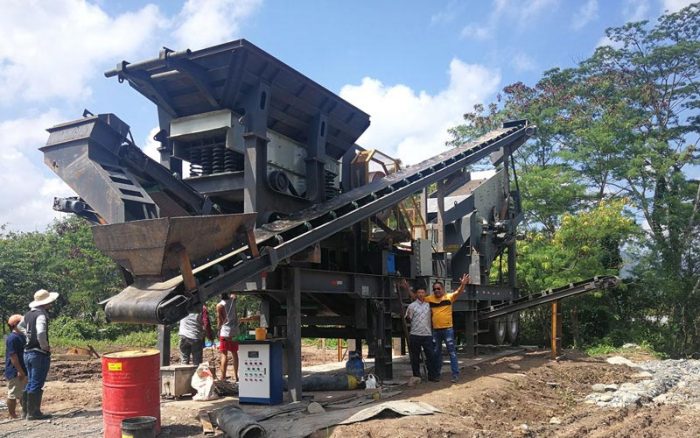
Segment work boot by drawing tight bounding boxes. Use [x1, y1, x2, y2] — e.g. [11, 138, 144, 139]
[20, 392, 28, 419]
[26, 391, 52, 420]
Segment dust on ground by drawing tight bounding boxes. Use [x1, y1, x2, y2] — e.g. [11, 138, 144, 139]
[1, 347, 699, 437]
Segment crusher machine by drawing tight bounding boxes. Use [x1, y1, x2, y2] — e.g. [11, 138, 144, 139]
[39, 40, 618, 396]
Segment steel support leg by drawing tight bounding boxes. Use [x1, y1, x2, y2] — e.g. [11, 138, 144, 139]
[157, 324, 171, 366]
[464, 296, 477, 357]
[286, 268, 302, 401]
[551, 300, 562, 359]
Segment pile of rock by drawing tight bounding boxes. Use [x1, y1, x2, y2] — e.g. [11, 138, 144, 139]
[585, 355, 700, 408]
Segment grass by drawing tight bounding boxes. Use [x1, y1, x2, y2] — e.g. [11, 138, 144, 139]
[584, 341, 666, 359]
[1, 329, 172, 358]
[52, 331, 164, 353]
[302, 338, 348, 349]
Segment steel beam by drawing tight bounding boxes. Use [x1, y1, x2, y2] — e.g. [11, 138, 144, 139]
[478, 276, 619, 321]
[286, 268, 302, 401]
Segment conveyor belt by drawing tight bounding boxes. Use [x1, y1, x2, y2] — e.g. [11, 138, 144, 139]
[105, 120, 535, 324]
[477, 275, 620, 320]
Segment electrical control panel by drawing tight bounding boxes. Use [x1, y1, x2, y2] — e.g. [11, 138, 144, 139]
[238, 340, 283, 405]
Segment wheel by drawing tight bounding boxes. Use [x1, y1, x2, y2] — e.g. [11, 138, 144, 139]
[492, 317, 507, 345]
[420, 350, 429, 380]
[480, 317, 507, 345]
[506, 312, 520, 344]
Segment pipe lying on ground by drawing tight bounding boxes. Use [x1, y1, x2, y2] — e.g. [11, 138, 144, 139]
[213, 406, 266, 438]
[301, 374, 364, 391]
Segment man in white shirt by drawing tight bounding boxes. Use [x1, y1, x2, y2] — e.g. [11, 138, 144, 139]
[405, 283, 439, 382]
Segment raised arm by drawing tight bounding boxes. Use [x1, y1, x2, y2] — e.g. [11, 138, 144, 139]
[398, 278, 415, 301]
[452, 273, 471, 300]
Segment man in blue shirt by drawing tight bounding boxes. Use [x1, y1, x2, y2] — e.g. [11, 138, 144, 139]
[5, 314, 27, 419]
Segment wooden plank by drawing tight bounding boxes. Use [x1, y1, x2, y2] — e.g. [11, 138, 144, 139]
[199, 410, 215, 435]
[52, 354, 92, 361]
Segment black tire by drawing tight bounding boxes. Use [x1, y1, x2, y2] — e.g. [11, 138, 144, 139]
[506, 312, 520, 344]
[420, 350, 429, 380]
[480, 317, 507, 345]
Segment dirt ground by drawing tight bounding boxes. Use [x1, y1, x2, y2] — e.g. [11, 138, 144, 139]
[1, 346, 699, 437]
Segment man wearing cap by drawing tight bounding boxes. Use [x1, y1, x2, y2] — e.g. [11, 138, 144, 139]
[4, 315, 27, 419]
[19, 288, 59, 420]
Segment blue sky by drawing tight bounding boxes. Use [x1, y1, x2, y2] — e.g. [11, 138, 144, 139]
[0, 0, 694, 231]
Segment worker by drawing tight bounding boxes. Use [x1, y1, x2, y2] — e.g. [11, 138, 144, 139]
[4, 314, 27, 419]
[404, 284, 439, 382]
[425, 274, 470, 383]
[20, 288, 60, 420]
[217, 292, 240, 381]
[178, 305, 214, 366]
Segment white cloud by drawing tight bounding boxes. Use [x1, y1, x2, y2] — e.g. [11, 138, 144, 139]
[431, 0, 463, 25]
[0, 110, 74, 231]
[0, 0, 264, 232]
[461, 24, 493, 40]
[512, 53, 538, 72]
[661, 0, 695, 13]
[0, 1, 165, 103]
[623, 0, 651, 21]
[461, 0, 559, 41]
[339, 59, 501, 165]
[171, 0, 262, 50]
[142, 127, 162, 162]
[0, 0, 264, 105]
[596, 35, 624, 49]
[571, 0, 599, 30]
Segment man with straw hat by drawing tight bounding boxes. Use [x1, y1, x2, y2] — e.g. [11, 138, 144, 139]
[4, 314, 27, 419]
[19, 288, 59, 420]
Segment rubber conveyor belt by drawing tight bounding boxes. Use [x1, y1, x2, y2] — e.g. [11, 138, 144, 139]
[106, 120, 535, 324]
[477, 275, 620, 321]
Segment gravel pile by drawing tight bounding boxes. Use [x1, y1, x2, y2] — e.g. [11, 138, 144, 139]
[585, 355, 700, 408]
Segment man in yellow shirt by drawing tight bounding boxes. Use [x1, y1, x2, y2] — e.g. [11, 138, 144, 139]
[425, 273, 470, 383]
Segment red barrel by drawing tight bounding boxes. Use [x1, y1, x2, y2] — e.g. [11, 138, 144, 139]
[102, 349, 161, 438]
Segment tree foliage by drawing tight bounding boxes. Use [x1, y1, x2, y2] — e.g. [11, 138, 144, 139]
[0, 216, 123, 334]
[450, 3, 700, 355]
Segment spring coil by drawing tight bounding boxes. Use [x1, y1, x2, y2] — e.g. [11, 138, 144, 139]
[189, 148, 202, 177]
[212, 144, 225, 174]
[324, 170, 338, 200]
[224, 149, 244, 172]
[200, 146, 213, 175]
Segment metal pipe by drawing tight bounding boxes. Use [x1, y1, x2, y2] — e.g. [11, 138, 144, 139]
[104, 49, 192, 78]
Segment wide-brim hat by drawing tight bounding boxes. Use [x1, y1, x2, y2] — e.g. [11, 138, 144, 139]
[30, 289, 59, 308]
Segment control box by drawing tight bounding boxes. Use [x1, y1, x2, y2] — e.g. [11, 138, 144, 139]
[238, 340, 283, 405]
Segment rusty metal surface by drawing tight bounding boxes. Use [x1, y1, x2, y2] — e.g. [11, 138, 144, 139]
[92, 213, 256, 278]
[105, 39, 370, 160]
[104, 122, 533, 324]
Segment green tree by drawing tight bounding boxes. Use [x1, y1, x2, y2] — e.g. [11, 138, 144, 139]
[0, 216, 123, 328]
[449, 3, 700, 355]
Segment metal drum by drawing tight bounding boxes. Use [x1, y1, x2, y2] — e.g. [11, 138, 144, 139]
[101, 349, 161, 438]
